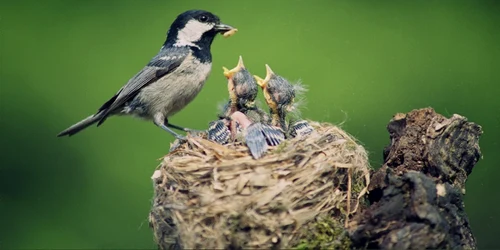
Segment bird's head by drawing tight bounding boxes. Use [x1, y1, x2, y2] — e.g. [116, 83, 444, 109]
[223, 56, 258, 109]
[255, 65, 297, 128]
[165, 10, 236, 50]
[254, 64, 281, 112]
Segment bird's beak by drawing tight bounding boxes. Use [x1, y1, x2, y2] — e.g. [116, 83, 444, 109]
[214, 23, 238, 37]
[254, 75, 266, 88]
[254, 64, 274, 89]
[223, 56, 245, 79]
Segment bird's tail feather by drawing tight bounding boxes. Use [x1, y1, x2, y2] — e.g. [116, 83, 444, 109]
[57, 113, 103, 137]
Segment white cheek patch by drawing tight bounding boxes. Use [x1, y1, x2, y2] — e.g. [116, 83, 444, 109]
[174, 20, 213, 48]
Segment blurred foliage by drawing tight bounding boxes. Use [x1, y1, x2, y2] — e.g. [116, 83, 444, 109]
[0, 0, 499, 249]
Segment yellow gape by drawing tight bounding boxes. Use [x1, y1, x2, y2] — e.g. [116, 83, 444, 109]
[254, 65, 280, 126]
[223, 56, 246, 111]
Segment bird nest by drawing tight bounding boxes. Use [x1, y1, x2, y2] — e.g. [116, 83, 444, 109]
[149, 121, 371, 249]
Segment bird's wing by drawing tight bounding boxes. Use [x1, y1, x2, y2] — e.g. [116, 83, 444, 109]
[207, 119, 230, 144]
[260, 124, 285, 146]
[245, 123, 268, 159]
[290, 120, 314, 138]
[96, 47, 189, 125]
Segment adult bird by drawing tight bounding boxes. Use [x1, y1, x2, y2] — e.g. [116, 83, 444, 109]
[57, 10, 237, 140]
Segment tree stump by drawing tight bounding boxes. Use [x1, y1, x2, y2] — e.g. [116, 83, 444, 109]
[348, 108, 483, 249]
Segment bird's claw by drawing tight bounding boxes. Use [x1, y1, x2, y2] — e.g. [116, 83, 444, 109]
[175, 135, 187, 141]
[169, 137, 186, 152]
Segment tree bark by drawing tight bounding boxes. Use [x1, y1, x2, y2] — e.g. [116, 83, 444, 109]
[349, 108, 482, 249]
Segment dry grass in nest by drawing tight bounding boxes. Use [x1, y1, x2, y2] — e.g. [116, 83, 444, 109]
[149, 121, 371, 249]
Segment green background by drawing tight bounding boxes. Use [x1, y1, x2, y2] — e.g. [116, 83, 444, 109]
[1, 0, 499, 249]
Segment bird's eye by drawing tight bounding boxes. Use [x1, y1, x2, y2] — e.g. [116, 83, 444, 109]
[199, 15, 208, 22]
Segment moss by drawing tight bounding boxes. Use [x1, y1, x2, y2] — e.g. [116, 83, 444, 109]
[352, 176, 366, 194]
[293, 216, 351, 250]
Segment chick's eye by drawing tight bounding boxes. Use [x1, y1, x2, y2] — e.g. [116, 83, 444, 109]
[199, 15, 208, 22]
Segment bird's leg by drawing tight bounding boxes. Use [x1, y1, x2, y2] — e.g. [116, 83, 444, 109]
[166, 122, 207, 136]
[153, 114, 186, 141]
[156, 123, 186, 141]
[166, 123, 189, 131]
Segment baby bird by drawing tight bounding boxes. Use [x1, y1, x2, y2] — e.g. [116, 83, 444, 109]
[208, 55, 257, 143]
[254, 64, 295, 132]
[207, 57, 284, 152]
[254, 64, 314, 138]
[222, 56, 258, 114]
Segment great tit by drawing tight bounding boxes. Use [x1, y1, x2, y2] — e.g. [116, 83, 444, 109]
[57, 10, 237, 140]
